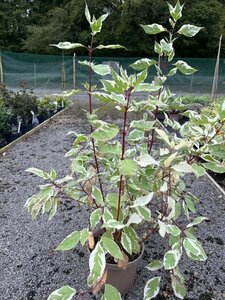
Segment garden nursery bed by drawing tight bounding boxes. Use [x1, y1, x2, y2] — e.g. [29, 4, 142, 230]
[0, 103, 225, 300]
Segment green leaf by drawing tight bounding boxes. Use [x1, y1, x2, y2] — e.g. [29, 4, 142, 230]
[167, 67, 177, 77]
[92, 187, 104, 206]
[132, 192, 154, 207]
[163, 249, 181, 270]
[172, 162, 194, 173]
[164, 152, 178, 168]
[166, 225, 181, 236]
[218, 100, 225, 119]
[130, 120, 155, 131]
[121, 231, 132, 255]
[208, 144, 225, 159]
[85, 2, 91, 24]
[90, 13, 108, 35]
[203, 162, 225, 173]
[91, 123, 119, 142]
[146, 260, 163, 271]
[118, 159, 138, 176]
[183, 238, 207, 261]
[126, 213, 143, 226]
[186, 216, 208, 228]
[50, 42, 85, 49]
[56, 231, 80, 251]
[80, 228, 89, 246]
[178, 24, 203, 37]
[141, 24, 166, 35]
[174, 60, 197, 75]
[192, 163, 206, 177]
[144, 277, 161, 300]
[88, 242, 106, 286]
[26, 167, 51, 180]
[90, 208, 102, 230]
[171, 275, 186, 299]
[96, 44, 125, 50]
[47, 286, 76, 300]
[130, 58, 157, 71]
[92, 64, 111, 76]
[102, 284, 122, 300]
[154, 41, 163, 55]
[136, 154, 159, 167]
[135, 83, 161, 92]
[168, 1, 184, 22]
[185, 196, 196, 213]
[101, 237, 123, 260]
[135, 206, 151, 221]
[155, 129, 170, 145]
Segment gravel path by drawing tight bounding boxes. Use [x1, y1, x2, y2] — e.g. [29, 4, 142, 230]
[0, 103, 224, 300]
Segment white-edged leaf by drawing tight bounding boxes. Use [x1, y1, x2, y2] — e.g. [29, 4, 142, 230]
[130, 58, 157, 71]
[85, 2, 91, 24]
[158, 220, 167, 237]
[178, 24, 203, 37]
[101, 237, 123, 260]
[90, 208, 102, 230]
[163, 249, 181, 270]
[144, 277, 161, 300]
[132, 192, 154, 207]
[183, 238, 207, 260]
[126, 213, 143, 226]
[102, 284, 122, 300]
[26, 167, 50, 180]
[172, 162, 194, 173]
[171, 275, 186, 299]
[174, 60, 197, 75]
[146, 260, 163, 271]
[121, 232, 132, 255]
[186, 216, 208, 228]
[96, 44, 125, 50]
[92, 64, 111, 76]
[47, 285, 76, 300]
[50, 42, 85, 49]
[166, 225, 181, 236]
[56, 231, 80, 251]
[88, 242, 106, 286]
[136, 154, 159, 167]
[141, 23, 166, 35]
[80, 228, 89, 246]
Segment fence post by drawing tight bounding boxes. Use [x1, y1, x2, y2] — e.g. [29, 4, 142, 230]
[61, 50, 66, 91]
[211, 35, 223, 101]
[0, 50, 3, 84]
[73, 53, 76, 89]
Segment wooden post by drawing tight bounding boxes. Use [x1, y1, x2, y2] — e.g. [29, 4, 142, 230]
[61, 50, 66, 91]
[0, 50, 3, 84]
[73, 53, 76, 89]
[211, 35, 223, 102]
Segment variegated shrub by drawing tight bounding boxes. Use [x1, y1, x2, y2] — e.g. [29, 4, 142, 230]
[25, 2, 225, 300]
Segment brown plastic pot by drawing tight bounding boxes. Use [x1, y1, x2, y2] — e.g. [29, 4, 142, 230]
[106, 245, 144, 295]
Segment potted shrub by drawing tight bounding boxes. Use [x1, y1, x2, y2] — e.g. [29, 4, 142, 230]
[25, 2, 225, 299]
[0, 98, 12, 147]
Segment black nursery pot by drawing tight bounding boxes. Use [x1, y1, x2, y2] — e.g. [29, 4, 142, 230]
[5, 132, 22, 144]
[21, 124, 34, 134]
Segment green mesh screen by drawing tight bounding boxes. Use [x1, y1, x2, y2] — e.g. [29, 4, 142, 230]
[1, 51, 225, 95]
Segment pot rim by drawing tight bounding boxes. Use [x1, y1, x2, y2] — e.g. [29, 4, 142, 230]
[106, 243, 145, 269]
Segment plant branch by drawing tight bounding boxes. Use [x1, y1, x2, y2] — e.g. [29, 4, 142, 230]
[116, 87, 133, 221]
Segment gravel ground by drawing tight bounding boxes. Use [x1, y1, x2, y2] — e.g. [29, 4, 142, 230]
[0, 103, 225, 300]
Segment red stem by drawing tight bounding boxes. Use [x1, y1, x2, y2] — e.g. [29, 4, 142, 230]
[87, 35, 105, 203]
[116, 87, 133, 221]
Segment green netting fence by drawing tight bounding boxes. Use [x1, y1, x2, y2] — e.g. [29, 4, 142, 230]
[1, 50, 225, 95]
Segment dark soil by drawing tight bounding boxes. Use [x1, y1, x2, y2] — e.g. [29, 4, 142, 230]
[0, 101, 225, 300]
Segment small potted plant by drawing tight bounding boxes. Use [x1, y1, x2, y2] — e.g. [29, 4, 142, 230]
[25, 2, 225, 299]
[0, 98, 12, 147]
